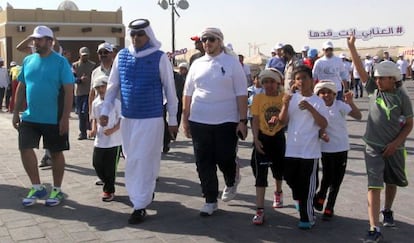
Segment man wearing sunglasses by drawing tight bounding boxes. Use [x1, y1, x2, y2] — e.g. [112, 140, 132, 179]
[99, 19, 178, 224]
[182, 27, 248, 216]
[88, 42, 114, 125]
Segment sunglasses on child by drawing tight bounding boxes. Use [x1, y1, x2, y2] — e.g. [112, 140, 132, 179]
[201, 36, 217, 43]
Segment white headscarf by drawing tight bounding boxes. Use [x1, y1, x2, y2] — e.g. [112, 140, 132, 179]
[127, 19, 162, 58]
[199, 27, 236, 57]
[314, 80, 338, 94]
[374, 61, 401, 81]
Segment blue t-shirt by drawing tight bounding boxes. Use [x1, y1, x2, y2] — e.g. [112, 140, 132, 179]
[18, 51, 74, 124]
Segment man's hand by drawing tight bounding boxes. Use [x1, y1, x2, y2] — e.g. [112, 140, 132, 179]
[182, 119, 191, 138]
[236, 122, 248, 140]
[99, 115, 109, 126]
[168, 125, 179, 140]
[12, 113, 20, 130]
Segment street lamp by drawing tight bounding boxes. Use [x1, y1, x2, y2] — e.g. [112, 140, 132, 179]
[158, 0, 189, 62]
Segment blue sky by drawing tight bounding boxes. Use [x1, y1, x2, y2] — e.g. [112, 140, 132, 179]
[3, 0, 414, 56]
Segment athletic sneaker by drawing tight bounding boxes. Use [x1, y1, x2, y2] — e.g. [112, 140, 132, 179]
[39, 155, 52, 168]
[272, 191, 283, 208]
[221, 185, 237, 202]
[199, 202, 218, 216]
[322, 208, 334, 221]
[381, 209, 395, 227]
[22, 186, 47, 206]
[252, 209, 265, 225]
[45, 188, 64, 207]
[294, 200, 300, 212]
[363, 228, 383, 243]
[95, 178, 104, 186]
[298, 220, 315, 230]
[128, 209, 147, 224]
[313, 196, 325, 211]
[102, 192, 114, 202]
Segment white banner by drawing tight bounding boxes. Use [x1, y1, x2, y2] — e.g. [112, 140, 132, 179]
[308, 26, 404, 41]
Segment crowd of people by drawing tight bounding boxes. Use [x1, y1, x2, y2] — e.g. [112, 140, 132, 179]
[5, 20, 413, 243]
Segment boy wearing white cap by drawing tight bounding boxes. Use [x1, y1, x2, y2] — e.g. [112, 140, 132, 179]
[348, 35, 413, 243]
[313, 81, 361, 220]
[12, 25, 74, 207]
[90, 76, 121, 202]
[250, 68, 286, 225]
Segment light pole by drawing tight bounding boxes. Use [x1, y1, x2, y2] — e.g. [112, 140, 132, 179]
[158, 0, 189, 63]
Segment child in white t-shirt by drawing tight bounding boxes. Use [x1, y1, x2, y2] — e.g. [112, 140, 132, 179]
[279, 65, 328, 229]
[89, 76, 122, 202]
[312, 81, 361, 220]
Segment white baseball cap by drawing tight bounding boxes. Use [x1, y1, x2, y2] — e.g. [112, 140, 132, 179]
[322, 41, 334, 49]
[29, 26, 54, 39]
[97, 42, 113, 53]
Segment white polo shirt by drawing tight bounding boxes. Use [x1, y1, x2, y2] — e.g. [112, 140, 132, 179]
[183, 51, 247, 124]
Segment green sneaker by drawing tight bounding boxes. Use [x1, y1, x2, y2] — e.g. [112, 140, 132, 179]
[45, 188, 64, 207]
[22, 186, 47, 206]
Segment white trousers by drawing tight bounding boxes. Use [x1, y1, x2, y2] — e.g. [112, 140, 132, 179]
[121, 117, 164, 209]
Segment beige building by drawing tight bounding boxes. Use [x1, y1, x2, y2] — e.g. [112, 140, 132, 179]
[0, 0, 125, 66]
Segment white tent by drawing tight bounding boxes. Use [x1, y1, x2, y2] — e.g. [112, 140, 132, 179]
[244, 52, 269, 66]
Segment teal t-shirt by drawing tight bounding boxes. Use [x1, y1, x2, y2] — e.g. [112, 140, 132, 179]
[18, 51, 74, 124]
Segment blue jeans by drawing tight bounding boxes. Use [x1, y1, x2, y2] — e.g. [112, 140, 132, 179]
[354, 78, 363, 97]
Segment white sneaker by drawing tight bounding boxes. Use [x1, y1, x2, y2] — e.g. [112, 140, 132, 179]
[200, 202, 218, 216]
[221, 185, 237, 202]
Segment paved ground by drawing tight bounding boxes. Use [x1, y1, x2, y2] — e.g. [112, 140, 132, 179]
[1, 82, 414, 243]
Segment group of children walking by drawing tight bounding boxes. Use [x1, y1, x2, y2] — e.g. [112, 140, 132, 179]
[87, 36, 412, 243]
[247, 36, 413, 243]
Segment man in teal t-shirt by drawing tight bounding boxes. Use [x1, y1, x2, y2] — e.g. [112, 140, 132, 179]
[12, 25, 74, 207]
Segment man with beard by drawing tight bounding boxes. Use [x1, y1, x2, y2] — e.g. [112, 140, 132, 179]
[12, 25, 74, 207]
[182, 27, 248, 216]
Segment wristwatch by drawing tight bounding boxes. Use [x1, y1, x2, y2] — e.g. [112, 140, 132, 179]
[239, 119, 248, 125]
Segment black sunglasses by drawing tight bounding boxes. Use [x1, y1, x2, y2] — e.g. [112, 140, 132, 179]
[201, 36, 217, 43]
[130, 30, 146, 37]
[98, 50, 109, 55]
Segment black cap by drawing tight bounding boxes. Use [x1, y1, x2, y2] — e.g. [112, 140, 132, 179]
[128, 19, 150, 30]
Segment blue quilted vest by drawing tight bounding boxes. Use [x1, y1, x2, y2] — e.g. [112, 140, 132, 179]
[117, 48, 164, 119]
